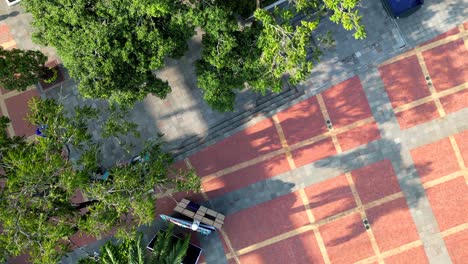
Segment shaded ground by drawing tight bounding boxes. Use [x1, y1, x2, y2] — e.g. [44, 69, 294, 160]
[0, 0, 467, 263]
[170, 24, 467, 264]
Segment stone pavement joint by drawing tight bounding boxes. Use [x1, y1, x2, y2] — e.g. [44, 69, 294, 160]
[272, 115, 296, 170]
[393, 82, 468, 114]
[344, 172, 383, 263]
[316, 94, 343, 153]
[200, 116, 375, 183]
[219, 228, 240, 264]
[448, 136, 468, 183]
[415, 50, 445, 117]
[298, 189, 331, 264]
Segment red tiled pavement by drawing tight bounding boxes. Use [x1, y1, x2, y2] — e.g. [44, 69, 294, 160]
[440, 88, 468, 114]
[395, 101, 440, 129]
[4, 89, 40, 137]
[304, 174, 356, 221]
[366, 198, 420, 252]
[189, 118, 282, 177]
[444, 228, 468, 264]
[351, 160, 401, 204]
[69, 231, 98, 248]
[378, 55, 431, 108]
[384, 246, 429, 264]
[420, 27, 460, 46]
[322, 76, 373, 129]
[454, 130, 468, 165]
[6, 254, 30, 264]
[237, 230, 324, 264]
[203, 154, 290, 199]
[1, 86, 11, 95]
[276, 96, 327, 145]
[425, 177, 468, 231]
[0, 24, 13, 44]
[423, 39, 468, 92]
[154, 190, 204, 217]
[223, 192, 308, 250]
[336, 121, 381, 152]
[291, 138, 336, 168]
[320, 213, 374, 264]
[411, 138, 460, 183]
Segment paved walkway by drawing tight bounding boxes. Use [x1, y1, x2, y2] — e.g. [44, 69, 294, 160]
[0, 0, 467, 263]
[165, 23, 468, 264]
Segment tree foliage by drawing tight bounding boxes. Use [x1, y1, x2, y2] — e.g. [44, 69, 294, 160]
[22, 0, 365, 109]
[0, 47, 52, 91]
[150, 223, 190, 264]
[22, 0, 194, 105]
[78, 225, 190, 264]
[191, 0, 365, 111]
[0, 98, 200, 263]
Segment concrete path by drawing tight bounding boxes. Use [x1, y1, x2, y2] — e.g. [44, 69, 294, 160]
[0, 0, 467, 263]
[182, 23, 467, 264]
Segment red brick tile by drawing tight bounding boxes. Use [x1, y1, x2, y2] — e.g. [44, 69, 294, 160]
[189, 118, 282, 177]
[0, 25, 13, 44]
[291, 138, 336, 168]
[0, 86, 11, 95]
[395, 101, 440, 129]
[238, 230, 325, 264]
[337, 121, 381, 152]
[69, 231, 98, 248]
[154, 196, 178, 217]
[320, 213, 374, 264]
[0, 24, 9, 33]
[440, 88, 468, 114]
[426, 177, 468, 231]
[420, 27, 460, 46]
[423, 39, 468, 92]
[444, 228, 468, 264]
[351, 160, 401, 204]
[7, 253, 31, 264]
[304, 174, 357, 221]
[223, 192, 309, 250]
[454, 130, 468, 166]
[366, 198, 420, 251]
[71, 189, 85, 204]
[218, 232, 231, 255]
[410, 138, 460, 183]
[4, 89, 40, 137]
[322, 76, 373, 128]
[384, 246, 429, 264]
[379, 55, 431, 108]
[276, 96, 327, 145]
[203, 154, 290, 199]
[154, 191, 204, 218]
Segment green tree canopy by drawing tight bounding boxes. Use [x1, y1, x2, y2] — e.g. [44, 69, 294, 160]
[0, 47, 52, 91]
[22, 0, 365, 109]
[78, 225, 190, 264]
[0, 98, 200, 263]
[23, 0, 194, 105]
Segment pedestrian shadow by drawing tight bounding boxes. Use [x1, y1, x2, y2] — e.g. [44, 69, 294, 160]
[0, 11, 19, 22]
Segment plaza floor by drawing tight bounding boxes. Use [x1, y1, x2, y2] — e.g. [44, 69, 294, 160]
[165, 23, 468, 264]
[1, 1, 467, 263]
